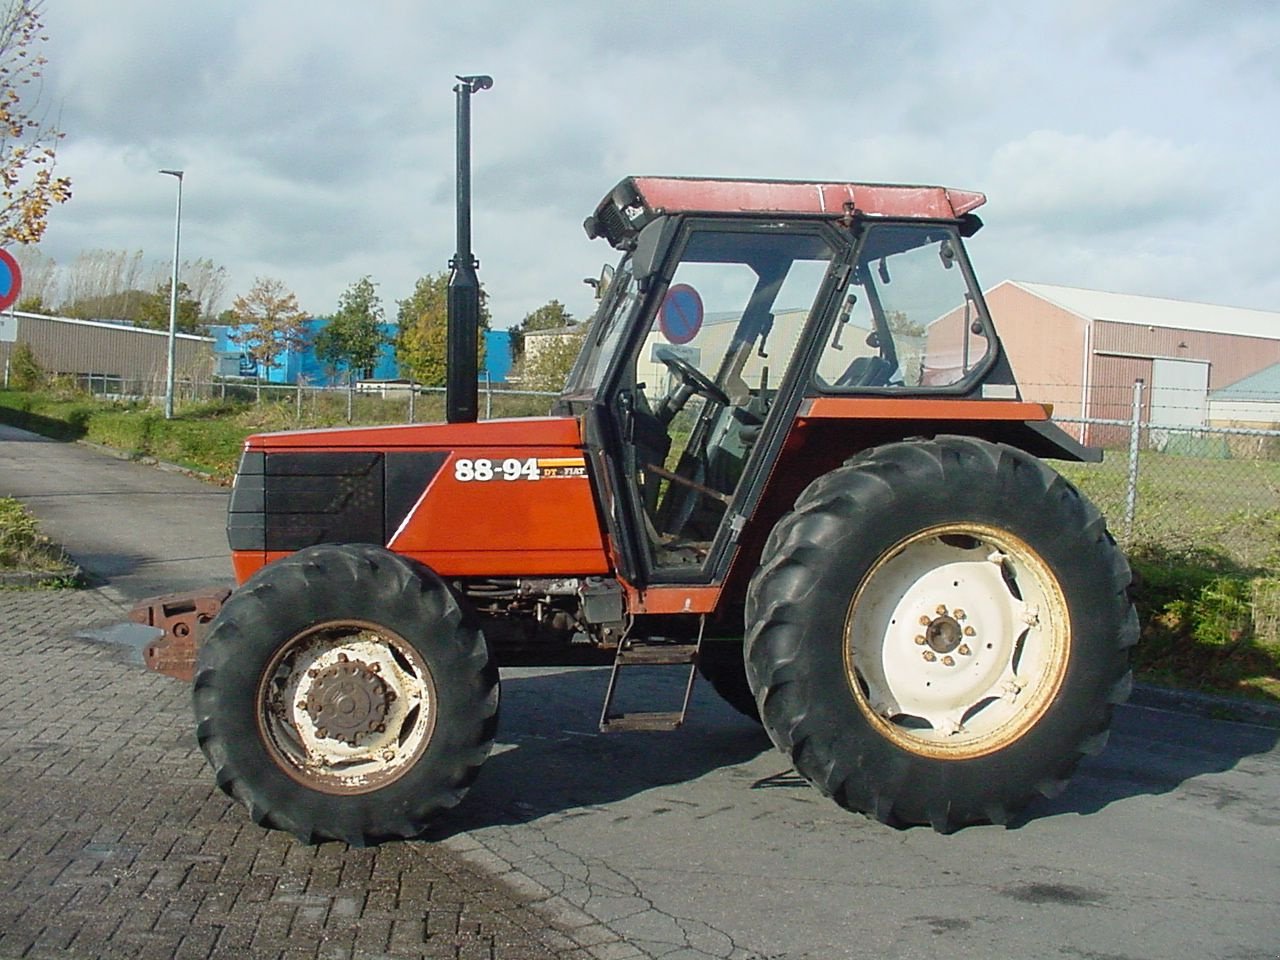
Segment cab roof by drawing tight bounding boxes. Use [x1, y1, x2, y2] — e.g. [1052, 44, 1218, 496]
[585, 176, 986, 248]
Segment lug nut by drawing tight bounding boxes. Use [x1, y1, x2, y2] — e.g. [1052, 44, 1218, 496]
[923, 650, 937, 662]
[953, 608, 966, 620]
[296, 701, 307, 711]
[942, 655, 955, 667]
[914, 635, 927, 646]
[369, 662, 381, 673]
[958, 644, 971, 656]
[919, 615, 932, 626]
[337, 652, 350, 663]
[307, 668, 319, 679]
[964, 625, 976, 636]
[936, 604, 948, 616]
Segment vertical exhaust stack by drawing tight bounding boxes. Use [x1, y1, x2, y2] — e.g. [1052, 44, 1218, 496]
[446, 74, 493, 424]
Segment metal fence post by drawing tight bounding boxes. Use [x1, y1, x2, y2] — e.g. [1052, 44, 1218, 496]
[408, 380, 416, 423]
[484, 372, 492, 420]
[1124, 378, 1144, 540]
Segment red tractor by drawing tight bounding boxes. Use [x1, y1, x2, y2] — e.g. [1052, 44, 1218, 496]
[177, 82, 1135, 844]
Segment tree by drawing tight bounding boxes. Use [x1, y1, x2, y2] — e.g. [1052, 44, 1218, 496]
[315, 276, 386, 382]
[520, 324, 586, 392]
[134, 279, 202, 334]
[0, 1, 71, 245]
[395, 272, 488, 388]
[10, 243, 54, 306]
[509, 299, 573, 364]
[227, 277, 309, 393]
[316, 276, 388, 419]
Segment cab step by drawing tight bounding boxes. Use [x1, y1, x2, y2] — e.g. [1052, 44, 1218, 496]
[599, 637, 702, 732]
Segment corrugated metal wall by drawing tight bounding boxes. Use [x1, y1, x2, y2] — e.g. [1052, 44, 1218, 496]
[0, 313, 214, 391]
[1092, 321, 1280, 391]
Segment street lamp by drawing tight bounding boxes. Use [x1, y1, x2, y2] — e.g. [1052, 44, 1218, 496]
[159, 168, 183, 419]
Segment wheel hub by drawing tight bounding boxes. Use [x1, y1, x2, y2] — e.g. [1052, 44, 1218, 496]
[924, 612, 963, 654]
[304, 655, 390, 745]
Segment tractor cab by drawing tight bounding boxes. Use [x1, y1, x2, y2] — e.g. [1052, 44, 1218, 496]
[561, 177, 1017, 589]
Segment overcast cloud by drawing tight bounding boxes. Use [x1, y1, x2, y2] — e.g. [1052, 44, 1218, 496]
[30, 0, 1280, 326]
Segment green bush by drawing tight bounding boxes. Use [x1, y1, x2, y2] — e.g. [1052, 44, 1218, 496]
[8, 343, 44, 390]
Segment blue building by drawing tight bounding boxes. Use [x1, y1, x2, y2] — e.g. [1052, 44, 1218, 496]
[212, 322, 512, 386]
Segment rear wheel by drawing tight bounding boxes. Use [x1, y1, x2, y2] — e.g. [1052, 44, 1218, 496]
[194, 543, 498, 844]
[745, 437, 1136, 831]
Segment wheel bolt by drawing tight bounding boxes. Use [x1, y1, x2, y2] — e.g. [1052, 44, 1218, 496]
[958, 644, 971, 656]
[964, 625, 976, 636]
[935, 604, 948, 615]
[923, 650, 937, 662]
[942, 656, 955, 667]
[919, 615, 931, 626]
[914, 635, 927, 646]
[953, 608, 966, 620]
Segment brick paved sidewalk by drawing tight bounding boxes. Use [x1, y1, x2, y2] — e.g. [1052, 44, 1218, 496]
[0, 588, 575, 960]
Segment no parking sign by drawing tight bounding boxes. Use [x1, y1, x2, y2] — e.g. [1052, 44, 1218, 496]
[0, 249, 22, 313]
[659, 283, 703, 345]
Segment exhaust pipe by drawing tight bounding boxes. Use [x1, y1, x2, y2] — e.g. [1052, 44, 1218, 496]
[446, 74, 492, 424]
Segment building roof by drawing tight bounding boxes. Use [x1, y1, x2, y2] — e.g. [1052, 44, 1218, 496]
[1210, 362, 1280, 401]
[1000, 281, 1280, 340]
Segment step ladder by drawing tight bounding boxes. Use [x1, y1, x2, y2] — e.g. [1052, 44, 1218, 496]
[598, 626, 704, 733]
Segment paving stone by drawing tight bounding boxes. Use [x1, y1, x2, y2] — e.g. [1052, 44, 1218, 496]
[0, 588, 577, 959]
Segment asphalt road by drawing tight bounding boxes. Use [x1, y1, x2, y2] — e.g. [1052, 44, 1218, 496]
[2, 424, 1277, 960]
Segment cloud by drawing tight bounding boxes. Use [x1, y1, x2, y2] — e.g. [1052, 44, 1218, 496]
[23, 0, 1280, 324]
[986, 129, 1209, 234]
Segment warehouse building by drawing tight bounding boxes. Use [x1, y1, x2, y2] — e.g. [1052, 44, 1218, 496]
[978, 282, 1280, 444]
[1, 311, 214, 395]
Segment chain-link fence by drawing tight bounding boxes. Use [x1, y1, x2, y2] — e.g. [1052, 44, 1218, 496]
[1039, 380, 1280, 571]
[79, 372, 1280, 570]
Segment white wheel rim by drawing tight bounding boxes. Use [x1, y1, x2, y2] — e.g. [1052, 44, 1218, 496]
[256, 620, 436, 795]
[844, 523, 1069, 759]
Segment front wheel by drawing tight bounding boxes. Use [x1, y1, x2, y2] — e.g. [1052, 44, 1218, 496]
[745, 437, 1137, 831]
[194, 544, 498, 844]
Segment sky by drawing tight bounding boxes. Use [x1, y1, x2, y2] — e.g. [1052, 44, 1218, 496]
[26, 0, 1280, 328]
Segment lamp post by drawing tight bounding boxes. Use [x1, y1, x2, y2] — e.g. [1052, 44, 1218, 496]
[159, 168, 183, 419]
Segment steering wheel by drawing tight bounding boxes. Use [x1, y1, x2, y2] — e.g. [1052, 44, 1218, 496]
[661, 354, 729, 407]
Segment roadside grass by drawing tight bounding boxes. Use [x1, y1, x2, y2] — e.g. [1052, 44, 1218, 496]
[1056, 452, 1280, 568]
[1, 386, 1277, 704]
[0, 497, 80, 587]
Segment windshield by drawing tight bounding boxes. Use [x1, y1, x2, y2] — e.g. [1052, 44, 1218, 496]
[814, 223, 992, 389]
[566, 256, 640, 393]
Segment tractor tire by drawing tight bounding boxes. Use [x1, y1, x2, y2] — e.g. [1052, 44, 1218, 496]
[697, 641, 761, 723]
[745, 436, 1136, 832]
[193, 543, 498, 845]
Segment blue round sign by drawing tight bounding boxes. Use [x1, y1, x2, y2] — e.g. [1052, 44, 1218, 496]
[659, 284, 703, 345]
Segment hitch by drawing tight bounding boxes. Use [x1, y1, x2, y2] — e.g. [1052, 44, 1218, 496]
[127, 587, 231, 682]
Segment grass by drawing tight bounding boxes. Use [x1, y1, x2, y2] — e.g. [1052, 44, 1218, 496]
[1056, 450, 1280, 567]
[1, 386, 1277, 706]
[0, 497, 79, 587]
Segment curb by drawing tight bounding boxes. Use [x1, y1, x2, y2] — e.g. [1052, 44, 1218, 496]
[1130, 682, 1280, 728]
[0, 565, 84, 588]
[74, 438, 221, 483]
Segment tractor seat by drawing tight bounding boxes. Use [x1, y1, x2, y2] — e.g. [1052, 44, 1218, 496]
[836, 355, 894, 387]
